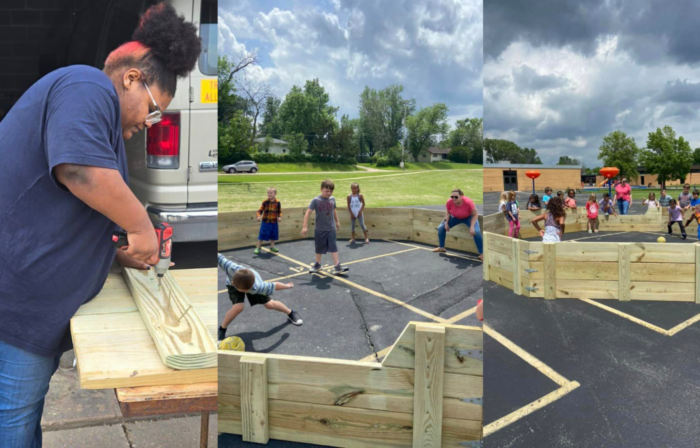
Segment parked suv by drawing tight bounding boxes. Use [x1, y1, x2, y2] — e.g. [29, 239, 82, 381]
[67, 0, 218, 242]
[223, 161, 259, 173]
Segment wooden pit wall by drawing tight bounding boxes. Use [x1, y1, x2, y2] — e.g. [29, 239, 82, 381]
[218, 207, 481, 255]
[484, 231, 700, 303]
[218, 322, 483, 447]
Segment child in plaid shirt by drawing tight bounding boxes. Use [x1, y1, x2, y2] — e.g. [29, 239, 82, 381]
[255, 187, 282, 254]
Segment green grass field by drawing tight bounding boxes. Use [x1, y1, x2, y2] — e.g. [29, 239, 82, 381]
[218, 170, 482, 212]
[220, 162, 363, 173]
[358, 162, 480, 170]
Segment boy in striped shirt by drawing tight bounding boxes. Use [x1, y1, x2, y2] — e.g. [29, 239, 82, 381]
[217, 253, 302, 341]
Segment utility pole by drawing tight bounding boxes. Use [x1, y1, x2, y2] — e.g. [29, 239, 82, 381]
[402, 102, 408, 170]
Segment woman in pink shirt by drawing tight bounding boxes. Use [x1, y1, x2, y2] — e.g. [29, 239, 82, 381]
[432, 188, 483, 260]
[613, 178, 633, 215]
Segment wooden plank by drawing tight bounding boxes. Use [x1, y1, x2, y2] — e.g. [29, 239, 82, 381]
[512, 239, 522, 295]
[630, 262, 696, 282]
[483, 232, 490, 281]
[555, 262, 618, 280]
[71, 269, 217, 389]
[382, 322, 483, 376]
[556, 281, 619, 299]
[630, 282, 695, 302]
[413, 325, 445, 448]
[544, 243, 556, 300]
[521, 242, 543, 261]
[219, 393, 482, 447]
[619, 244, 631, 301]
[697, 245, 700, 304]
[488, 249, 513, 273]
[121, 268, 217, 370]
[555, 243, 619, 262]
[487, 232, 512, 256]
[116, 383, 217, 417]
[488, 266, 514, 290]
[241, 357, 269, 444]
[629, 243, 696, 263]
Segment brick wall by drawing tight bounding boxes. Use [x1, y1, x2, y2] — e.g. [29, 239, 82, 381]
[484, 168, 582, 192]
[0, 0, 78, 120]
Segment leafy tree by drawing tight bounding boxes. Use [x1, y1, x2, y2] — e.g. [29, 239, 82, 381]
[640, 126, 692, 188]
[693, 147, 700, 165]
[283, 133, 308, 157]
[448, 146, 470, 163]
[218, 55, 253, 124]
[449, 118, 483, 159]
[358, 85, 415, 157]
[406, 104, 450, 161]
[598, 130, 639, 181]
[218, 110, 252, 163]
[557, 156, 580, 165]
[259, 135, 274, 153]
[484, 139, 541, 164]
[259, 96, 282, 137]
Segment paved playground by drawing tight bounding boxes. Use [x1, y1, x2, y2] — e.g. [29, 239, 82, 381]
[217, 238, 482, 447]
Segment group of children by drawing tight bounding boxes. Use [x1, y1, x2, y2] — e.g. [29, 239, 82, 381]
[218, 180, 369, 341]
[499, 184, 700, 243]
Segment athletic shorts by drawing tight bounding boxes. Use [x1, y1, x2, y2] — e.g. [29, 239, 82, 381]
[227, 285, 271, 306]
[314, 229, 338, 254]
[258, 221, 279, 241]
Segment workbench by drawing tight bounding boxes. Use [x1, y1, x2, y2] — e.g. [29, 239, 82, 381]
[71, 267, 218, 447]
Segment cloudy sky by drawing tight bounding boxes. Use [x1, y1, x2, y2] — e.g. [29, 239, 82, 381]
[484, 0, 700, 166]
[219, 0, 483, 128]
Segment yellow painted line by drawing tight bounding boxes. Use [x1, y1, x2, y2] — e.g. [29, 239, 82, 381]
[260, 248, 449, 323]
[566, 231, 628, 242]
[358, 345, 394, 363]
[446, 306, 477, 324]
[484, 324, 571, 387]
[579, 299, 669, 335]
[383, 239, 482, 262]
[640, 231, 699, 241]
[483, 381, 581, 438]
[666, 313, 700, 336]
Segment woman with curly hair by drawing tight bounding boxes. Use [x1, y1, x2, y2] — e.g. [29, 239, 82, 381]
[0, 4, 201, 445]
[532, 196, 567, 242]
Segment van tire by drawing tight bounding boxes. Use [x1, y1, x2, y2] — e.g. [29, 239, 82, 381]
[250, 168, 258, 173]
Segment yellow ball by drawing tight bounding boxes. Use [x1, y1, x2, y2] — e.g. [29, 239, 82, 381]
[657, 237, 666, 243]
[218, 336, 245, 352]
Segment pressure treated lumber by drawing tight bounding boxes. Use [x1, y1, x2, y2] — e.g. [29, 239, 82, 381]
[618, 244, 631, 301]
[122, 268, 217, 370]
[218, 322, 483, 446]
[71, 268, 218, 389]
[241, 357, 269, 444]
[412, 325, 445, 448]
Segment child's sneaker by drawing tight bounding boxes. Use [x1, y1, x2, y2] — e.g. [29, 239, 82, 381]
[218, 326, 226, 342]
[588, 229, 592, 234]
[682, 233, 687, 239]
[270, 247, 279, 253]
[287, 310, 303, 326]
[334, 264, 349, 274]
[254, 248, 260, 255]
[309, 262, 322, 273]
[594, 229, 599, 233]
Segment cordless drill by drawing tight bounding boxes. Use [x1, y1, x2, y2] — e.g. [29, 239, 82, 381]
[112, 222, 173, 288]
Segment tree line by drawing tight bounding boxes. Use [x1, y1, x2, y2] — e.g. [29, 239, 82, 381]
[218, 53, 483, 166]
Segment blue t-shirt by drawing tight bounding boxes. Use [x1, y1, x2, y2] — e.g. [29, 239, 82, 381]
[0, 66, 127, 356]
[543, 194, 551, 204]
[506, 201, 519, 221]
[690, 198, 700, 207]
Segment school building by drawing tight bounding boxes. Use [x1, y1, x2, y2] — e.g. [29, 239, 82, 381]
[484, 163, 583, 192]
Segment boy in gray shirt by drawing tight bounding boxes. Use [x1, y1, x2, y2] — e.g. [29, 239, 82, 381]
[301, 180, 349, 274]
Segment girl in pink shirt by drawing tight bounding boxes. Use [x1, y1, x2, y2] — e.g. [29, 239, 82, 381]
[586, 193, 599, 233]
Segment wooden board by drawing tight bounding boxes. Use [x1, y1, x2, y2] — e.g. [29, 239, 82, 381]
[412, 325, 445, 447]
[71, 268, 217, 389]
[121, 268, 216, 370]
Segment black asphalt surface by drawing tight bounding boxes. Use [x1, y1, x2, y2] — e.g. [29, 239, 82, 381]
[526, 230, 699, 244]
[484, 282, 700, 447]
[218, 239, 482, 448]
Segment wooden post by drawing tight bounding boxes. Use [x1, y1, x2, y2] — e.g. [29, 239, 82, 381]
[241, 357, 269, 444]
[512, 239, 522, 296]
[483, 232, 490, 281]
[543, 243, 556, 300]
[619, 244, 631, 301]
[413, 325, 446, 448]
[696, 245, 700, 304]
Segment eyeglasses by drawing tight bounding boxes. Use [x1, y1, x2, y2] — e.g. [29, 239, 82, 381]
[143, 81, 162, 125]
[451, 196, 460, 199]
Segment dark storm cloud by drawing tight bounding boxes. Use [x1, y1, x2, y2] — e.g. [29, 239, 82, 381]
[512, 65, 567, 92]
[485, 0, 700, 66]
[657, 80, 700, 104]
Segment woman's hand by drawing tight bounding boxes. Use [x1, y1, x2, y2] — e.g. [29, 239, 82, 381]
[469, 227, 476, 236]
[539, 230, 545, 237]
[445, 222, 450, 232]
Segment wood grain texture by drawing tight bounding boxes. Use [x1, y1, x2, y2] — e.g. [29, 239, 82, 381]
[544, 243, 556, 300]
[512, 239, 522, 295]
[71, 269, 217, 389]
[483, 232, 490, 281]
[241, 357, 269, 443]
[122, 268, 217, 370]
[618, 244, 631, 301]
[413, 326, 445, 448]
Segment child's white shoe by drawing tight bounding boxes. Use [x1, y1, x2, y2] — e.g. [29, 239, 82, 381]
[594, 229, 599, 233]
[588, 229, 592, 234]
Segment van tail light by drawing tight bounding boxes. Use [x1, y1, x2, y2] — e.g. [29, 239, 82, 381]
[146, 112, 180, 169]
